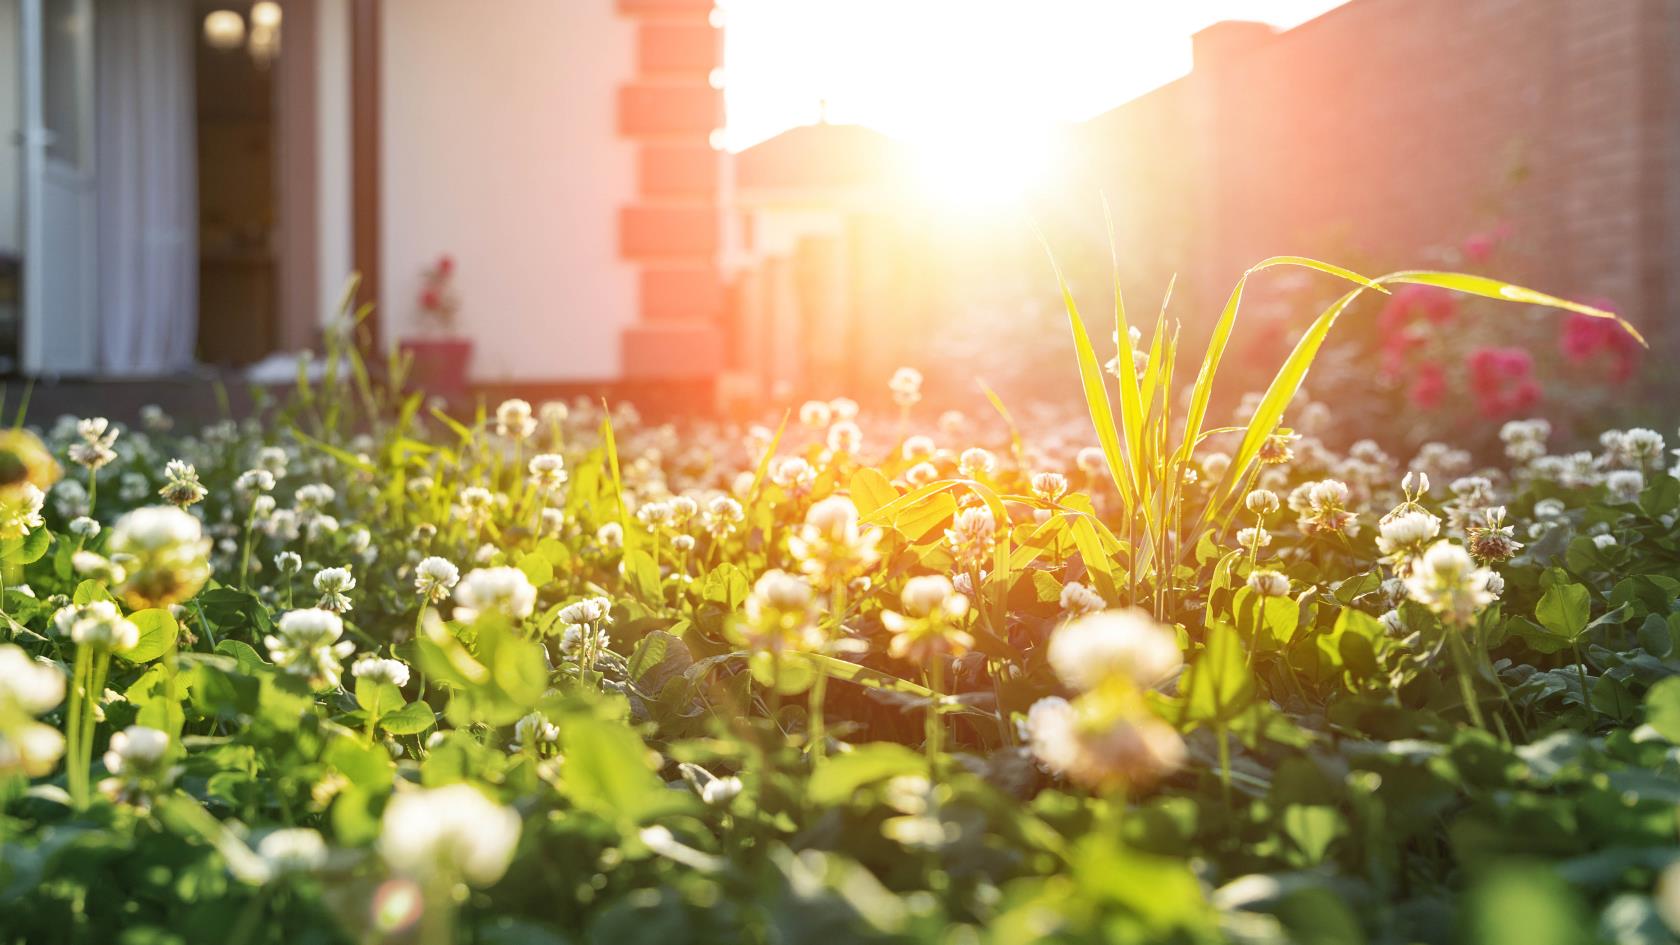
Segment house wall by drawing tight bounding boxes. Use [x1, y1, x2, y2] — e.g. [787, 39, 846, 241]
[314, 0, 352, 331]
[380, 0, 640, 382]
[1075, 0, 1680, 366]
[0, 0, 20, 256]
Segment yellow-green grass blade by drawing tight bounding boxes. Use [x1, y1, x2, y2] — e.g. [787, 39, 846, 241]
[1179, 257, 1386, 480]
[1041, 240, 1135, 512]
[1383, 271, 1644, 346]
[1102, 200, 1148, 504]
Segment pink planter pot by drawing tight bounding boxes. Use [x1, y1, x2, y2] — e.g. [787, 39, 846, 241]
[399, 337, 473, 398]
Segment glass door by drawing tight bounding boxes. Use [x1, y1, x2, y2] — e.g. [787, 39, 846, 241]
[19, 0, 97, 375]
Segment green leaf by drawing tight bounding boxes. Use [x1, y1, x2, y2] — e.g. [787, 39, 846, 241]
[378, 701, 437, 736]
[1643, 676, 1680, 743]
[356, 678, 404, 720]
[622, 549, 661, 602]
[516, 551, 554, 589]
[807, 742, 929, 806]
[323, 734, 394, 793]
[72, 579, 115, 606]
[122, 609, 179, 663]
[1535, 582, 1591, 643]
[559, 716, 691, 825]
[848, 467, 898, 517]
[1183, 622, 1254, 725]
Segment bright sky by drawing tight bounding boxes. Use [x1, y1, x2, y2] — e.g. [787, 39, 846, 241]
[721, 0, 1352, 151]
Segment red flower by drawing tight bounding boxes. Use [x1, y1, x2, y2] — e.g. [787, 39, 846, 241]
[1559, 301, 1640, 383]
[1408, 360, 1446, 409]
[1379, 285, 1458, 337]
[1466, 346, 1538, 418]
[420, 287, 441, 311]
[1462, 233, 1495, 263]
[436, 254, 455, 276]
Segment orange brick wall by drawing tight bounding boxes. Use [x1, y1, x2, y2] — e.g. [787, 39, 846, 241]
[615, 0, 725, 381]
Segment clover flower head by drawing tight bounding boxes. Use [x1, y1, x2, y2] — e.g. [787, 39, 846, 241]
[414, 556, 460, 603]
[266, 608, 355, 688]
[313, 566, 357, 613]
[158, 459, 208, 508]
[1402, 540, 1498, 627]
[494, 398, 537, 441]
[378, 784, 521, 887]
[55, 600, 140, 653]
[453, 567, 537, 623]
[1046, 608, 1182, 693]
[1058, 581, 1105, 617]
[351, 656, 410, 688]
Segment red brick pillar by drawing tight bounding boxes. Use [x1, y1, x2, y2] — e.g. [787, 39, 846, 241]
[615, 0, 726, 386]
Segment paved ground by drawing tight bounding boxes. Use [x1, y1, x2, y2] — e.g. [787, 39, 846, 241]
[2, 370, 261, 428]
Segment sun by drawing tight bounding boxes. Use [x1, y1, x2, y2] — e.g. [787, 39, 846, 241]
[906, 124, 1060, 209]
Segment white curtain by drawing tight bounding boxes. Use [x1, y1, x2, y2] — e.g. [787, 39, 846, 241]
[95, 0, 196, 375]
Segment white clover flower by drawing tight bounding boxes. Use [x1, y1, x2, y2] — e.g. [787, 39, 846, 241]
[414, 556, 460, 603]
[494, 398, 537, 441]
[379, 784, 521, 887]
[1236, 526, 1271, 550]
[635, 500, 673, 531]
[704, 495, 744, 538]
[1606, 469, 1645, 504]
[512, 711, 559, 751]
[738, 569, 823, 653]
[351, 656, 411, 688]
[1377, 509, 1442, 565]
[453, 567, 537, 623]
[1402, 541, 1497, 626]
[69, 418, 119, 470]
[539, 507, 565, 536]
[235, 468, 277, 497]
[274, 551, 303, 575]
[700, 775, 743, 806]
[882, 575, 973, 661]
[1592, 533, 1618, 550]
[0, 722, 65, 779]
[943, 505, 996, 571]
[558, 595, 613, 628]
[305, 515, 341, 542]
[527, 453, 567, 494]
[1024, 695, 1185, 790]
[1031, 471, 1069, 501]
[0, 483, 45, 541]
[1245, 489, 1280, 516]
[826, 421, 863, 455]
[68, 516, 101, 538]
[255, 446, 290, 478]
[889, 366, 924, 408]
[1247, 569, 1290, 597]
[902, 435, 936, 461]
[788, 495, 881, 587]
[1075, 447, 1105, 476]
[771, 456, 816, 493]
[313, 566, 357, 613]
[257, 828, 328, 878]
[0, 644, 65, 716]
[158, 459, 208, 508]
[294, 483, 336, 512]
[596, 521, 624, 548]
[830, 397, 860, 422]
[55, 601, 140, 653]
[958, 448, 997, 479]
[103, 725, 170, 776]
[265, 608, 356, 688]
[1046, 609, 1182, 693]
[106, 504, 213, 605]
[1058, 581, 1105, 617]
[905, 461, 939, 486]
[798, 400, 833, 429]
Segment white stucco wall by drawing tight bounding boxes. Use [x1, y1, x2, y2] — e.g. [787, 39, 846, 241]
[0, 0, 21, 256]
[380, 0, 637, 382]
[315, 0, 352, 328]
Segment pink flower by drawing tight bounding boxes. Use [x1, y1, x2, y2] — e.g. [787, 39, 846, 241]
[1380, 285, 1458, 337]
[1408, 361, 1446, 409]
[1559, 301, 1640, 383]
[1467, 346, 1539, 418]
[1461, 232, 1495, 263]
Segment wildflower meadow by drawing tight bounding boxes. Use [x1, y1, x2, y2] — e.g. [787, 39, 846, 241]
[1, 257, 1678, 945]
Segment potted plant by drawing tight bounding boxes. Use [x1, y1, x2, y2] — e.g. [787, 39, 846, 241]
[398, 254, 472, 397]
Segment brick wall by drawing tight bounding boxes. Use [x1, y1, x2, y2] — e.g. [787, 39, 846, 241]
[615, 0, 726, 382]
[1075, 0, 1679, 366]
